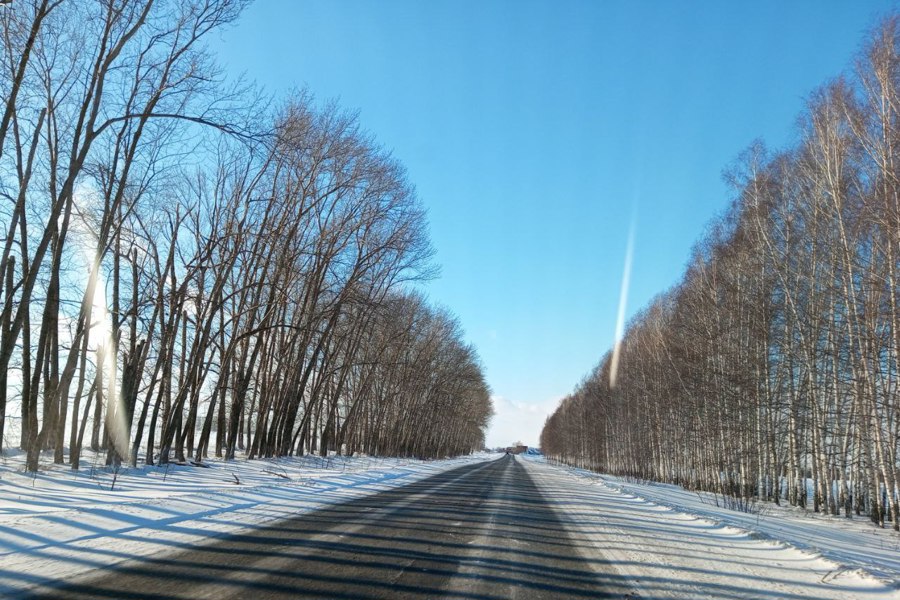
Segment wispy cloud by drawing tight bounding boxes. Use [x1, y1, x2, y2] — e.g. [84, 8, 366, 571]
[486, 395, 562, 448]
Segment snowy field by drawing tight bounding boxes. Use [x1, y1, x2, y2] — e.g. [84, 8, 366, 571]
[0, 450, 492, 596]
[523, 456, 899, 599]
[0, 450, 898, 599]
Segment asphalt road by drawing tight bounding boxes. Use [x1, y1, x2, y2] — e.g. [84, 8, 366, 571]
[21, 455, 619, 599]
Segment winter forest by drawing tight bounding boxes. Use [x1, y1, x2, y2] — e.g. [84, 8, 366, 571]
[542, 17, 900, 531]
[0, 0, 492, 473]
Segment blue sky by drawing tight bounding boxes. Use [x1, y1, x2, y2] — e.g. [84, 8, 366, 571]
[213, 1, 897, 448]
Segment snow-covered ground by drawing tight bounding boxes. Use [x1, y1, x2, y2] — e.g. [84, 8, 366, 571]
[523, 456, 900, 599]
[1, 450, 898, 599]
[0, 449, 492, 596]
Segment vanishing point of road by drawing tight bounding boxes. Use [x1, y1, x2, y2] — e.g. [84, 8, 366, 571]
[20, 455, 623, 599]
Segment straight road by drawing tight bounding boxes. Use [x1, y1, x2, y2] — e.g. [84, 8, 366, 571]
[20, 455, 622, 599]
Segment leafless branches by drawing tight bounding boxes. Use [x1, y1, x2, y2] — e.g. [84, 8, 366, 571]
[542, 15, 900, 532]
[0, 0, 491, 472]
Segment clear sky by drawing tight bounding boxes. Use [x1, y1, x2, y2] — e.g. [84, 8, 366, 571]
[213, 0, 897, 448]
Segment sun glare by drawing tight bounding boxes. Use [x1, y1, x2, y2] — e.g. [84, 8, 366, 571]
[609, 218, 635, 389]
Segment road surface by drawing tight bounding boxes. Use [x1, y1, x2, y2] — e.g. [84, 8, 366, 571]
[20, 455, 623, 599]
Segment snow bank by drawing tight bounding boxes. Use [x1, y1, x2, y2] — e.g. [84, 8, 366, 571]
[533, 457, 900, 589]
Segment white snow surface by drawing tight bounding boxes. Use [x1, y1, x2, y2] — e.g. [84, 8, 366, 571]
[522, 456, 900, 599]
[0, 449, 897, 599]
[0, 450, 491, 596]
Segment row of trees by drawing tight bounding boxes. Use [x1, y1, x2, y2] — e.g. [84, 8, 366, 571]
[542, 16, 900, 530]
[0, 0, 491, 471]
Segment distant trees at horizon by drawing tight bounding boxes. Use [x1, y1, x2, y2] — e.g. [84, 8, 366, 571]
[542, 15, 900, 531]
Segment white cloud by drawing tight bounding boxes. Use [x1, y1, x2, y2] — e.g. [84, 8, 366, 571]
[485, 395, 562, 449]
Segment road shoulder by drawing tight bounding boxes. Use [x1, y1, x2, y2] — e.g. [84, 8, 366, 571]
[520, 457, 898, 600]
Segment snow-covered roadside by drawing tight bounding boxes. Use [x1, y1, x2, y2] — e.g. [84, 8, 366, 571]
[0, 450, 492, 596]
[592, 471, 900, 586]
[521, 456, 900, 600]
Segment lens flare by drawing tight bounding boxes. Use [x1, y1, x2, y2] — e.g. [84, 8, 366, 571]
[609, 219, 635, 389]
[86, 259, 129, 463]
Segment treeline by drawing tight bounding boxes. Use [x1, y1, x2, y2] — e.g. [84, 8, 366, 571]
[542, 17, 900, 530]
[0, 0, 491, 471]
